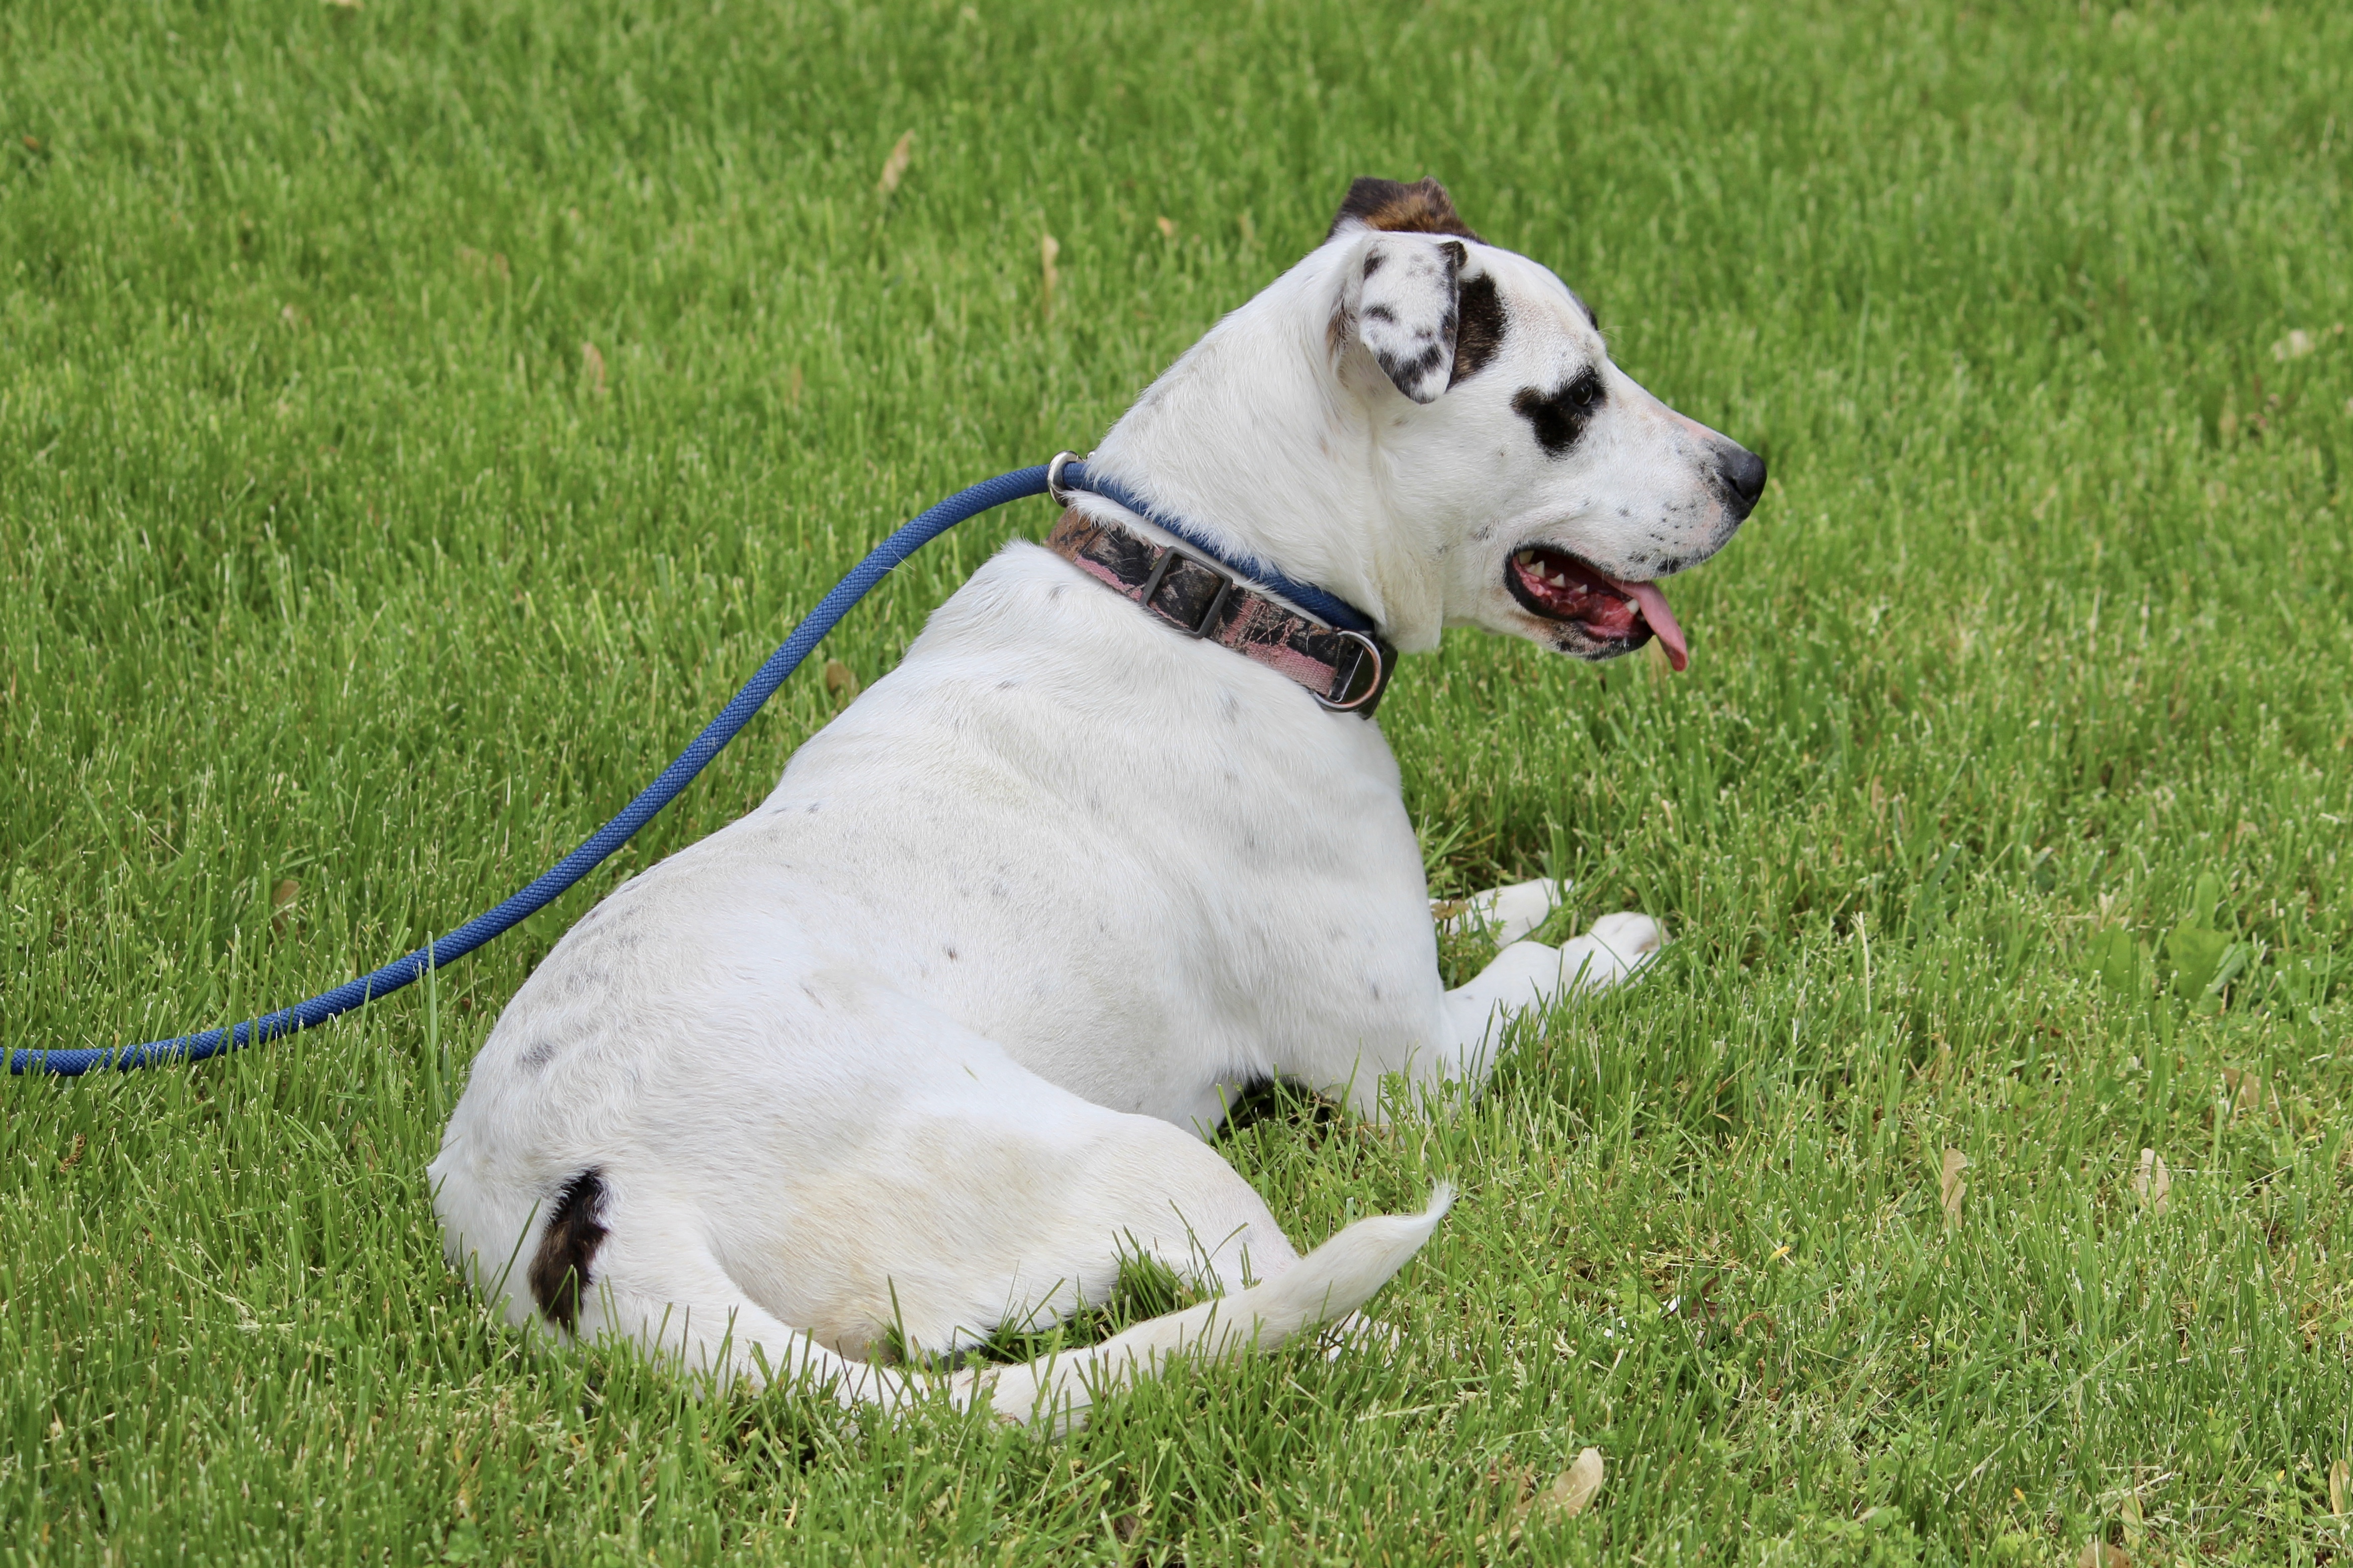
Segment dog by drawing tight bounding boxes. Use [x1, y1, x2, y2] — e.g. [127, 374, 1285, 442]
[430, 177, 1763, 1429]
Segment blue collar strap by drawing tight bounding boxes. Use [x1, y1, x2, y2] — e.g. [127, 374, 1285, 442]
[1049, 454, 1379, 636]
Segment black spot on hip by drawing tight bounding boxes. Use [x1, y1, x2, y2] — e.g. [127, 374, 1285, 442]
[529, 1168, 609, 1333]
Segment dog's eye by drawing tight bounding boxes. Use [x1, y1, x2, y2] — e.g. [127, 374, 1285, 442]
[1512, 368, 1608, 456]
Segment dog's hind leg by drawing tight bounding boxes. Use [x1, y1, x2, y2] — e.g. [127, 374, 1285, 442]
[968, 1186, 1452, 1433]
[567, 1213, 921, 1412]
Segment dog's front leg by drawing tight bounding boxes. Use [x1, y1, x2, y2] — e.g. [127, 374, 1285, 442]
[1417, 911, 1665, 1104]
[1434, 877, 1564, 947]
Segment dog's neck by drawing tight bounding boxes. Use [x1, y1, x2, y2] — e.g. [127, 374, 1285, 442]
[1087, 242, 1451, 653]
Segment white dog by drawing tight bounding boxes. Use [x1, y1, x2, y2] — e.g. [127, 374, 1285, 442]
[430, 178, 1762, 1428]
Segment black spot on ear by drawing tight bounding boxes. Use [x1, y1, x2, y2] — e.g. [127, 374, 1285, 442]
[1450, 273, 1506, 387]
[529, 1168, 608, 1332]
[1361, 249, 1384, 278]
[1328, 176, 1481, 242]
[1513, 368, 1607, 455]
[1363, 303, 1397, 324]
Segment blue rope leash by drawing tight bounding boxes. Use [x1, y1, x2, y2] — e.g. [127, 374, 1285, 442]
[11, 458, 1373, 1077]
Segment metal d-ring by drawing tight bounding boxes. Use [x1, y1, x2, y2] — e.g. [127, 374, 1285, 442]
[1315, 629, 1386, 713]
[1046, 450, 1083, 509]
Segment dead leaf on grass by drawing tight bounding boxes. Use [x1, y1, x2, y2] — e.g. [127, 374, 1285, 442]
[823, 659, 860, 703]
[1156, 215, 1177, 240]
[1039, 233, 1061, 321]
[581, 341, 607, 397]
[2134, 1149, 2171, 1214]
[1535, 1448, 1606, 1522]
[1940, 1148, 1969, 1228]
[2077, 1540, 2129, 1568]
[877, 131, 913, 195]
[271, 877, 300, 933]
[2330, 1457, 2348, 1516]
[1477, 1448, 1605, 1544]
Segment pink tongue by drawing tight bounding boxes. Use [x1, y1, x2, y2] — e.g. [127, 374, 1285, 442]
[1619, 579, 1688, 672]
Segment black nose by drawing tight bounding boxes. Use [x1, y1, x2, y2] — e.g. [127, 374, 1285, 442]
[1717, 444, 1767, 514]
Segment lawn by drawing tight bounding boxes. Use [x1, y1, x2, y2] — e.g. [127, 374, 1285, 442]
[4, 0, 2351, 1561]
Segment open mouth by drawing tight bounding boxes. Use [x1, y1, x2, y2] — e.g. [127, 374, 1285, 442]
[1506, 546, 1690, 672]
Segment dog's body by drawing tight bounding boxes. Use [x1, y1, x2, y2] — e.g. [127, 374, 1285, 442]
[431, 180, 1761, 1425]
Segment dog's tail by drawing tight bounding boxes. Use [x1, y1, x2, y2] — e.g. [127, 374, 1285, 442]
[959, 1184, 1453, 1433]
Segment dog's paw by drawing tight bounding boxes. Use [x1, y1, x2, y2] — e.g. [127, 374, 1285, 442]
[1436, 879, 1567, 946]
[1586, 911, 1665, 961]
[1557, 911, 1666, 993]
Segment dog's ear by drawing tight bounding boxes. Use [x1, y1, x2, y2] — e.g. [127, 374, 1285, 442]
[1347, 232, 1466, 404]
[1328, 177, 1481, 242]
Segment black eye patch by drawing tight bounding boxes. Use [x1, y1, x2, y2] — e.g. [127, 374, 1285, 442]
[1512, 368, 1606, 455]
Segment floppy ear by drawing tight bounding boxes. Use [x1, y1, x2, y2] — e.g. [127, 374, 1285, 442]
[1347, 233, 1466, 405]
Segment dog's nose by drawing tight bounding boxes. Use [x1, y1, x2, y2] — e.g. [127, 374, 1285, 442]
[1716, 444, 1767, 515]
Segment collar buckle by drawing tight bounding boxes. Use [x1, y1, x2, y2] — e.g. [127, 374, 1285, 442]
[1138, 543, 1235, 639]
[1315, 629, 1388, 712]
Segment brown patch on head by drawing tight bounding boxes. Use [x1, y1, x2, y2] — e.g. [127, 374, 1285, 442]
[1329, 177, 1481, 242]
[1449, 271, 1507, 387]
[529, 1168, 609, 1333]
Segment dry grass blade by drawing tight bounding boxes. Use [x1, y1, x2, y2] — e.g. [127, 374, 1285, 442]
[581, 340, 607, 396]
[2330, 1457, 2348, 1517]
[1039, 233, 1060, 320]
[2133, 1149, 2170, 1214]
[1940, 1148, 1969, 1228]
[877, 130, 913, 195]
[271, 876, 301, 933]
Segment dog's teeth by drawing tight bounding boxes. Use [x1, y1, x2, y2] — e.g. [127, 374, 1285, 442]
[1549, 572, 1570, 588]
[1514, 550, 1535, 567]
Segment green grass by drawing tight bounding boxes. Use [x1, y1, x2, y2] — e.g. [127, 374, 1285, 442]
[4, 0, 2351, 1560]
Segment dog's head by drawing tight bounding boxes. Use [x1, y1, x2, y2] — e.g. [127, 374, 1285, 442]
[1328, 178, 1763, 668]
